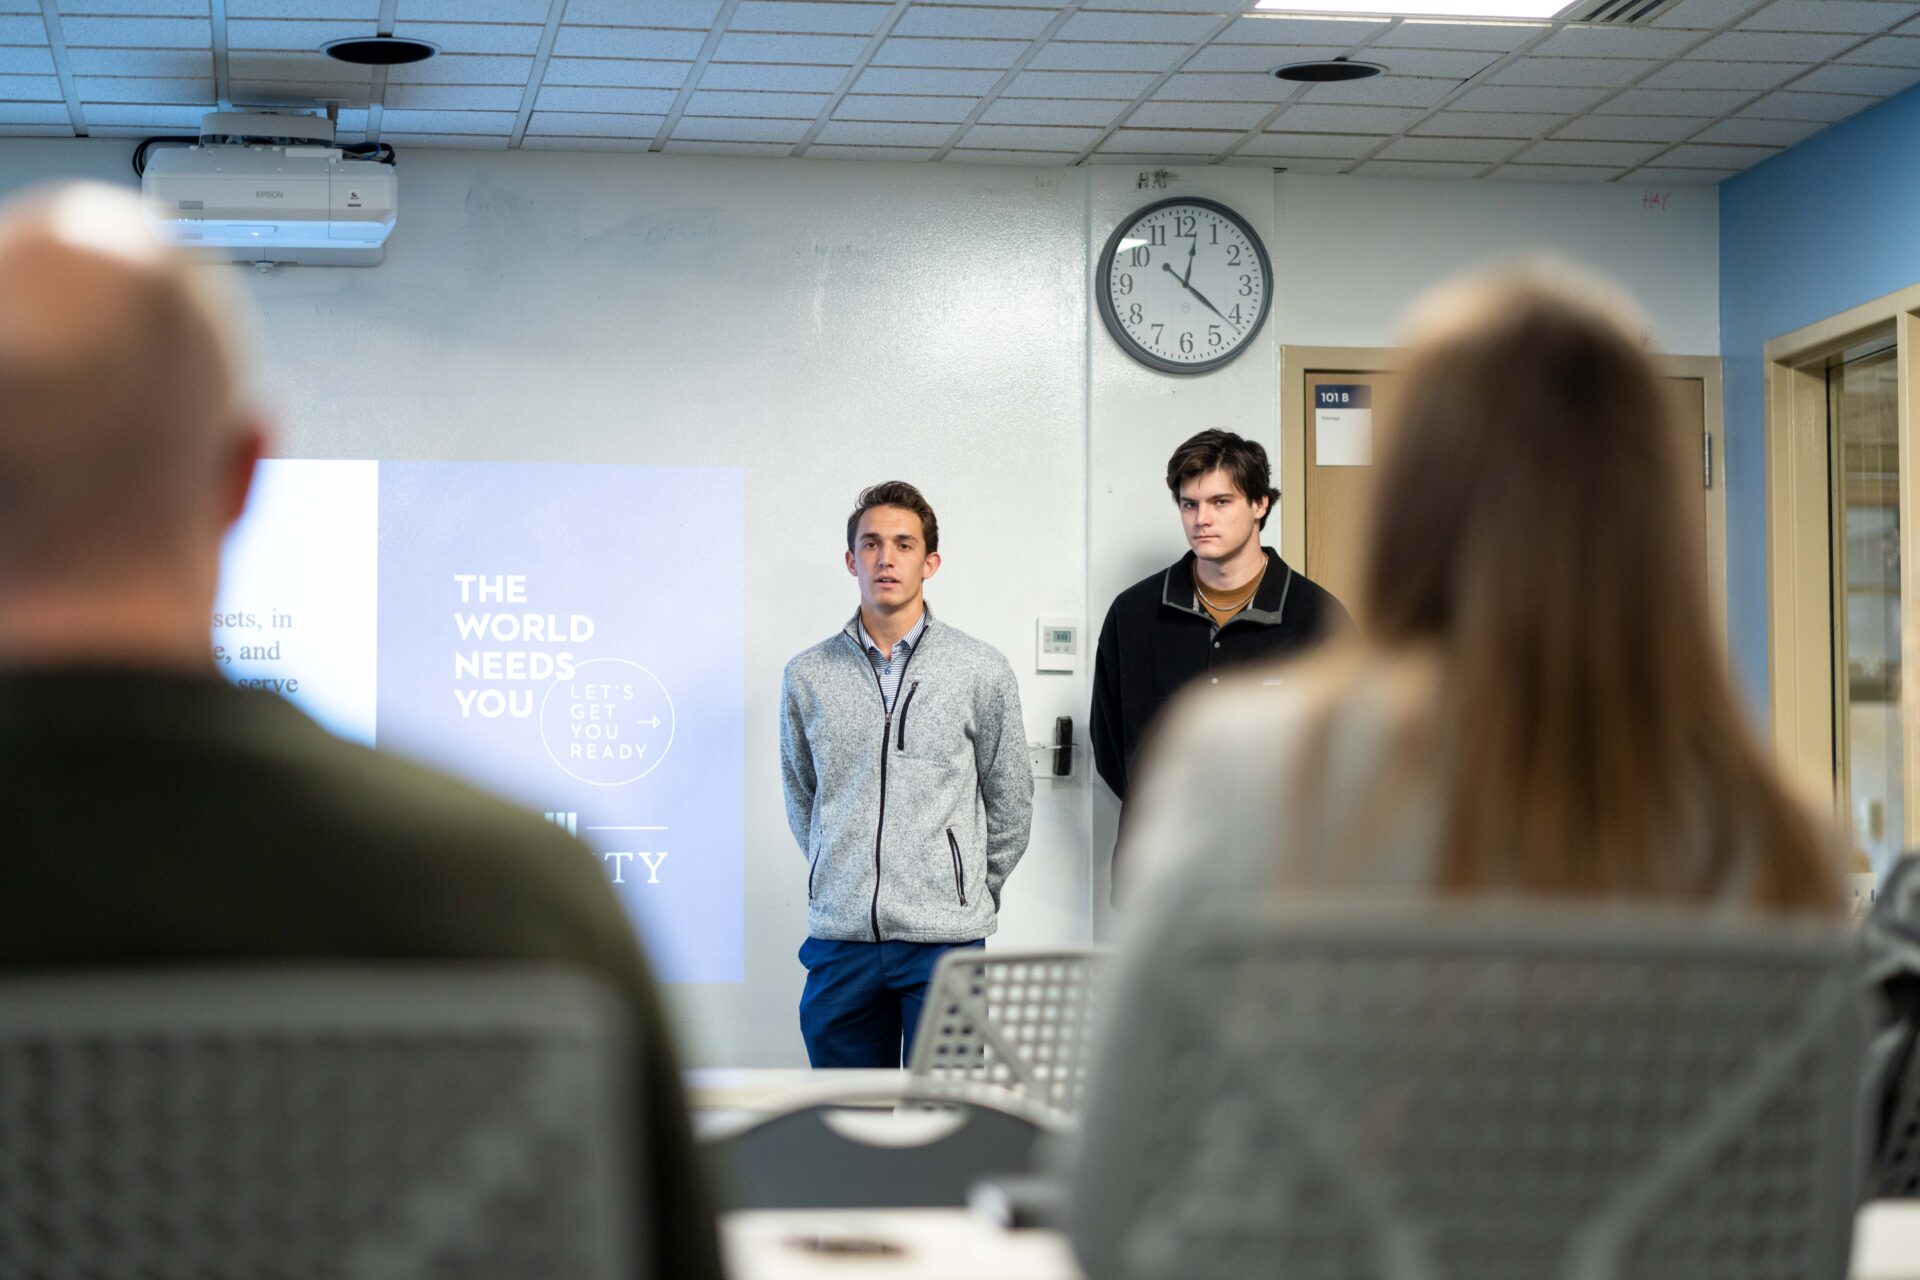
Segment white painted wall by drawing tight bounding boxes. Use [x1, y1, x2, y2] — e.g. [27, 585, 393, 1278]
[0, 139, 1719, 1060]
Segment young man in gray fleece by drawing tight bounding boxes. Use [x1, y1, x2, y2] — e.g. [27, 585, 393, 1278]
[780, 481, 1034, 1067]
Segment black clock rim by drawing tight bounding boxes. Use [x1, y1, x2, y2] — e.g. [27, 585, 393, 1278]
[1095, 196, 1275, 378]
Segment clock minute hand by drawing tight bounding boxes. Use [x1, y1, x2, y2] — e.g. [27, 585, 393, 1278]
[1186, 281, 1233, 327]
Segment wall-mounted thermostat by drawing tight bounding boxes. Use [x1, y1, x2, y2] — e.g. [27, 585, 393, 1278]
[1037, 617, 1079, 673]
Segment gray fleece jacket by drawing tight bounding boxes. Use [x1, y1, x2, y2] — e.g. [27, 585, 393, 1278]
[780, 610, 1033, 943]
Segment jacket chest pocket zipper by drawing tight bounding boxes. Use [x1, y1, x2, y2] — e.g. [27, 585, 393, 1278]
[896, 682, 920, 751]
[946, 828, 967, 907]
[807, 852, 818, 901]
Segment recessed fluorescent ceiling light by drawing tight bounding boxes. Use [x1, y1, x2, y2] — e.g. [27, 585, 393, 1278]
[1252, 1, 1572, 16]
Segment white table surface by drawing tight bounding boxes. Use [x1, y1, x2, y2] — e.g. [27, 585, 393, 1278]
[686, 1067, 911, 1112]
[722, 1200, 1920, 1280]
[723, 1209, 1081, 1280]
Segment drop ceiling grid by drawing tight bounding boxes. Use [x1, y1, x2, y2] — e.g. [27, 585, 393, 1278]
[1, 0, 1918, 180]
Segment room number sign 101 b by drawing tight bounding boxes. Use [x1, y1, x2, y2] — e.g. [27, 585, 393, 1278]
[1096, 197, 1274, 376]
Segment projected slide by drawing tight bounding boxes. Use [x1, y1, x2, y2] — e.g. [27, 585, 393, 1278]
[213, 461, 745, 984]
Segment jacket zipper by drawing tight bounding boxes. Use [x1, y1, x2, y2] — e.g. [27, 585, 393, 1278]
[895, 681, 920, 751]
[849, 631, 920, 944]
[947, 828, 967, 907]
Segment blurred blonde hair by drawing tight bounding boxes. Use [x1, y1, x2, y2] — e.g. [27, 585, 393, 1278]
[1329, 260, 1838, 913]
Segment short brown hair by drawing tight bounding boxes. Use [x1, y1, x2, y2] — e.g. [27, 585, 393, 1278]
[1165, 430, 1277, 529]
[846, 480, 939, 554]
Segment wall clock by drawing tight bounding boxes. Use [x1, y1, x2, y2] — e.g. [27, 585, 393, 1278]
[1096, 197, 1273, 376]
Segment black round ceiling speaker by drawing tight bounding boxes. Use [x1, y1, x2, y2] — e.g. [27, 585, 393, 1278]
[323, 36, 440, 66]
[1274, 59, 1385, 83]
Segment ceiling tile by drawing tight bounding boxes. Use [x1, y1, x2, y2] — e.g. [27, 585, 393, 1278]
[378, 131, 510, 148]
[1793, 62, 1920, 95]
[960, 121, 1102, 149]
[1100, 128, 1238, 153]
[851, 66, 1001, 94]
[1606, 87, 1755, 114]
[1488, 57, 1656, 88]
[1007, 68, 1156, 97]
[1451, 84, 1609, 113]
[228, 1, 376, 16]
[834, 94, 974, 123]
[1028, 41, 1186, 71]
[385, 53, 532, 83]
[1372, 19, 1542, 52]
[63, 14, 207, 45]
[1128, 98, 1270, 128]
[379, 107, 514, 133]
[389, 22, 544, 55]
[227, 19, 368, 49]
[1532, 27, 1695, 58]
[1652, 0, 1758, 27]
[58, 0, 206, 13]
[1084, 0, 1242, 11]
[672, 113, 810, 141]
[1217, 15, 1385, 46]
[0, 122, 72, 135]
[662, 138, 793, 156]
[81, 102, 200, 124]
[519, 135, 654, 150]
[534, 85, 678, 113]
[0, 73, 61, 98]
[0, 48, 59, 76]
[870, 38, 1025, 68]
[1739, 88, 1877, 120]
[1659, 140, 1779, 167]
[1693, 114, 1824, 145]
[1159, 71, 1290, 101]
[1304, 74, 1455, 108]
[542, 58, 690, 89]
[1739, 0, 1909, 34]
[1638, 60, 1802, 91]
[1487, 163, 1622, 182]
[1690, 30, 1857, 60]
[215, 51, 350, 80]
[699, 62, 848, 91]
[526, 110, 668, 138]
[1184, 43, 1327, 71]
[816, 119, 954, 144]
[1516, 136, 1664, 165]
[1842, 35, 1920, 68]
[1254, 155, 1348, 173]
[683, 89, 830, 117]
[565, 0, 721, 25]
[1412, 109, 1564, 136]
[385, 82, 523, 109]
[397, 0, 548, 20]
[1241, 130, 1381, 157]
[944, 149, 1082, 165]
[74, 74, 210, 101]
[230, 79, 371, 106]
[1353, 158, 1485, 177]
[0, 12, 42, 36]
[1275, 102, 1424, 132]
[806, 144, 938, 160]
[1367, 47, 1502, 78]
[893, 6, 1054, 39]
[730, 1, 891, 35]
[553, 26, 706, 59]
[979, 96, 1127, 125]
[1057, 10, 1218, 42]
[1632, 164, 1738, 183]
[1551, 113, 1710, 141]
[0, 100, 73, 122]
[1377, 134, 1511, 162]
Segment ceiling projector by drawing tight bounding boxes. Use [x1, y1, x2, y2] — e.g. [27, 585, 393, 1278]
[140, 112, 398, 267]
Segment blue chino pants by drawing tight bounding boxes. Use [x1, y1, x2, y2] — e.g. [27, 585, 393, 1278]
[798, 936, 985, 1068]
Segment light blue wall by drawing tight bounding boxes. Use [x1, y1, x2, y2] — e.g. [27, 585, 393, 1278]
[1721, 84, 1920, 714]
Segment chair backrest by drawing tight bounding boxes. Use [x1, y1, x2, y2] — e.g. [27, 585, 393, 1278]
[1873, 1040, 1920, 1197]
[907, 946, 1110, 1122]
[710, 1094, 1052, 1210]
[1070, 900, 1864, 1280]
[0, 967, 641, 1280]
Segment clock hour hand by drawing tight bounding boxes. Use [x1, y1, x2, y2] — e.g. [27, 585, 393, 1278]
[1182, 239, 1197, 287]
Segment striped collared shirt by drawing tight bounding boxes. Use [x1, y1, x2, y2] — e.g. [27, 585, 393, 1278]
[859, 610, 927, 713]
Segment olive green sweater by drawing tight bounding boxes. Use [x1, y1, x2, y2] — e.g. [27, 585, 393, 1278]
[0, 666, 721, 1280]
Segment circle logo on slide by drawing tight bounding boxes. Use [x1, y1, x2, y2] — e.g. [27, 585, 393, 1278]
[539, 658, 675, 787]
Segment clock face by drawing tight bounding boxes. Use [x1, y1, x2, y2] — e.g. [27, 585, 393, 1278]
[1096, 198, 1273, 376]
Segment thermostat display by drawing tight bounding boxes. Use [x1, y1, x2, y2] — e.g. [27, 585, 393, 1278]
[1037, 617, 1079, 673]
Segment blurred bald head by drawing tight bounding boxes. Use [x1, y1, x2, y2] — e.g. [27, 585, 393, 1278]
[0, 182, 263, 663]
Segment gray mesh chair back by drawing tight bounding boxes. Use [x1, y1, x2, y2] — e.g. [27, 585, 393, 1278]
[907, 947, 1110, 1122]
[0, 967, 642, 1280]
[1071, 901, 1864, 1280]
[1873, 1041, 1920, 1197]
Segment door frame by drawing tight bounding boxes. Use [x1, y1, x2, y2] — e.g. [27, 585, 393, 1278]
[1764, 283, 1920, 836]
[1278, 343, 1730, 640]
